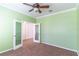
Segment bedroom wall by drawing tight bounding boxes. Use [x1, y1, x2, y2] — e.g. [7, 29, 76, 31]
[36, 8, 77, 51]
[0, 6, 36, 52]
[77, 6, 79, 52]
[0, 4, 78, 53]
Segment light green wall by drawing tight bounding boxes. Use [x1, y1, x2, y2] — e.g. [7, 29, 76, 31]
[37, 9, 77, 50]
[0, 5, 78, 53]
[0, 6, 36, 52]
[77, 6, 79, 51]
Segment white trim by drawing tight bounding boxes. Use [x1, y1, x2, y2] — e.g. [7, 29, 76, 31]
[76, 51, 79, 56]
[13, 44, 22, 50]
[20, 20, 23, 49]
[42, 42, 78, 53]
[0, 5, 35, 19]
[13, 19, 16, 49]
[0, 4, 77, 19]
[0, 48, 13, 54]
[77, 52, 79, 56]
[13, 19, 23, 50]
[36, 8, 77, 19]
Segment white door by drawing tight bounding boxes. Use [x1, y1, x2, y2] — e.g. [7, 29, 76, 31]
[13, 20, 22, 50]
[33, 23, 40, 43]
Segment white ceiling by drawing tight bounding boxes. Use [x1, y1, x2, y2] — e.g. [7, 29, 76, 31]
[0, 3, 77, 18]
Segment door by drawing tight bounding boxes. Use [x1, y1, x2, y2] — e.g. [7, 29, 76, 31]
[13, 20, 22, 50]
[33, 23, 40, 43]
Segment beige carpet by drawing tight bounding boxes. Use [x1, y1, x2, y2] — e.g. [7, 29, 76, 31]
[0, 39, 78, 56]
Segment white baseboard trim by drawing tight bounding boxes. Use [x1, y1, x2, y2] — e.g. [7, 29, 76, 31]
[0, 48, 13, 54]
[0, 44, 22, 54]
[33, 39, 40, 43]
[77, 52, 79, 56]
[42, 42, 78, 53]
[13, 44, 22, 50]
[23, 38, 33, 40]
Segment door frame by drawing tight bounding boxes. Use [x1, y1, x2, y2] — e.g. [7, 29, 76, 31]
[33, 23, 40, 43]
[13, 19, 23, 50]
[22, 21, 40, 43]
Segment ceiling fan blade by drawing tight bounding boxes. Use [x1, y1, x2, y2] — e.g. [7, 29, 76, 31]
[23, 3, 34, 7]
[39, 5, 49, 8]
[29, 8, 34, 12]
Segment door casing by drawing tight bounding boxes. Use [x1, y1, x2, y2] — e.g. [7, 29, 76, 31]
[13, 20, 40, 50]
[13, 19, 23, 50]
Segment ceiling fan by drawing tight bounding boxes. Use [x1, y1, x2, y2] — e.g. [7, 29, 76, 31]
[23, 3, 49, 13]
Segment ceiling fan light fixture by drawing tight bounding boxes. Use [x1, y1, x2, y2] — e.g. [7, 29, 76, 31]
[23, 3, 49, 14]
[34, 8, 38, 11]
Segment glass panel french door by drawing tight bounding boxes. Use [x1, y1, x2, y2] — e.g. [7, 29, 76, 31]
[34, 24, 40, 43]
[16, 22, 21, 46]
[35, 25, 39, 40]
